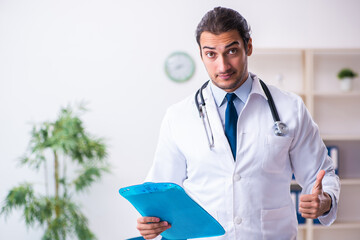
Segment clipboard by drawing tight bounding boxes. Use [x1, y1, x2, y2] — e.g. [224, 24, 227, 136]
[119, 182, 225, 239]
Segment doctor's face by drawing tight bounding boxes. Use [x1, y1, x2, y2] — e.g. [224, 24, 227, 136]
[199, 30, 252, 92]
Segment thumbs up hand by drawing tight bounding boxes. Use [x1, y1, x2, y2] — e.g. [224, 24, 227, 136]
[299, 170, 332, 219]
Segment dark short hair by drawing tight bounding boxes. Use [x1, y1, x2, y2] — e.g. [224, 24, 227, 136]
[195, 7, 251, 51]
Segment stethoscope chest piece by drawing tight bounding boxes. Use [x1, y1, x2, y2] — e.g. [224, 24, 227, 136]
[274, 121, 289, 136]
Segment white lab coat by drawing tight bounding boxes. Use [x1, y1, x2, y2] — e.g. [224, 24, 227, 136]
[146, 73, 340, 240]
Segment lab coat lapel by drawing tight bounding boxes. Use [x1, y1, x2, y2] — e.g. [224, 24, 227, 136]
[202, 85, 236, 165]
[249, 73, 268, 100]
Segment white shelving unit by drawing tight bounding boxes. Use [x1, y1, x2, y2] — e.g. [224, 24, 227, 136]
[249, 48, 360, 240]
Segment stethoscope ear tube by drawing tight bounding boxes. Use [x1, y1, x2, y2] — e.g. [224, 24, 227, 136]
[195, 89, 202, 117]
[200, 104, 215, 148]
[195, 80, 214, 148]
[195, 80, 210, 116]
[195, 80, 210, 117]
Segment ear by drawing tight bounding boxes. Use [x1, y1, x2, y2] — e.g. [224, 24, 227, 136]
[247, 38, 253, 56]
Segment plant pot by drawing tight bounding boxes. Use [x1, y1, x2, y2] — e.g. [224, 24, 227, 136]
[340, 77, 353, 92]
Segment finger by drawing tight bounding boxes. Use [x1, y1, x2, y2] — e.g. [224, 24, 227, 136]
[299, 206, 317, 214]
[140, 224, 171, 235]
[312, 170, 325, 193]
[301, 212, 317, 219]
[143, 234, 159, 240]
[138, 221, 169, 231]
[299, 194, 316, 202]
[140, 224, 171, 239]
[137, 217, 160, 224]
[299, 201, 317, 209]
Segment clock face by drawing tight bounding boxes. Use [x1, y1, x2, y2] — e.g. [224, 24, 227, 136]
[165, 52, 195, 82]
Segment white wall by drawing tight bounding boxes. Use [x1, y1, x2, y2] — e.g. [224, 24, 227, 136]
[0, 0, 359, 239]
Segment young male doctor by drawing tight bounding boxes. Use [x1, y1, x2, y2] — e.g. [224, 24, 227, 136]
[136, 7, 340, 240]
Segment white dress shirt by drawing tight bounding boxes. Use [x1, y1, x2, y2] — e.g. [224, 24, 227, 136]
[210, 74, 252, 129]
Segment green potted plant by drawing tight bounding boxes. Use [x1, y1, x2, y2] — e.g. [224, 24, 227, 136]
[1, 104, 109, 240]
[337, 68, 358, 92]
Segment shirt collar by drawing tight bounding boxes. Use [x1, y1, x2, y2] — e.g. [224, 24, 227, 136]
[210, 74, 253, 107]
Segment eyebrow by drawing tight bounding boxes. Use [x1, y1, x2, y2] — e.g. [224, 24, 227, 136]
[202, 41, 240, 50]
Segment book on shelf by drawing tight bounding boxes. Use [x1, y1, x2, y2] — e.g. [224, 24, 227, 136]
[313, 218, 321, 224]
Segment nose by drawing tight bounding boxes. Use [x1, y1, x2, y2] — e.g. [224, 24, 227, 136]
[218, 55, 231, 73]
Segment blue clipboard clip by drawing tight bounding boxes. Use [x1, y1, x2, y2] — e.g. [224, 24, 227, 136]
[119, 182, 225, 239]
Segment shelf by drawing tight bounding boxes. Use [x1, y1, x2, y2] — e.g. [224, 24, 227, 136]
[293, 91, 306, 96]
[313, 49, 360, 55]
[252, 48, 304, 55]
[313, 52, 360, 93]
[249, 49, 305, 94]
[314, 91, 360, 97]
[321, 135, 360, 141]
[298, 221, 360, 231]
[253, 48, 360, 240]
[291, 179, 360, 186]
[252, 48, 360, 54]
[312, 221, 360, 230]
[298, 224, 307, 230]
[314, 95, 360, 136]
[340, 178, 360, 186]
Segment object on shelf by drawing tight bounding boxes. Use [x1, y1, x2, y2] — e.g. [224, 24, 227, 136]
[327, 146, 339, 175]
[337, 68, 358, 92]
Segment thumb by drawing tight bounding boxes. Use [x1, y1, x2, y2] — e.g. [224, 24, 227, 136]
[312, 170, 325, 194]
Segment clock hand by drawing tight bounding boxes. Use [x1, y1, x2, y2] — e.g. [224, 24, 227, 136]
[175, 64, 183, 70]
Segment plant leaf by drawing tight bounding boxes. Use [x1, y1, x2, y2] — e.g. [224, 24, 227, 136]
[73, 165, 109, 192]
[1, 183, 34, 217]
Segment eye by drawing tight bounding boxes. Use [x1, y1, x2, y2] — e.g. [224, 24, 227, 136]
[228, 48, 238, 55]
[206, 52, 216, 58]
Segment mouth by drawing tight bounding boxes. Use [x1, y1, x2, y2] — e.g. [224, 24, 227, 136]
[217, 71, 234, 80]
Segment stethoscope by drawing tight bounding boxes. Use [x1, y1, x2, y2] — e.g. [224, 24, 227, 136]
[195, 79, 289, 149]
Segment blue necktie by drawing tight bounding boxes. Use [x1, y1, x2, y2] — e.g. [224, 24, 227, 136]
[225, 93, 238, 160]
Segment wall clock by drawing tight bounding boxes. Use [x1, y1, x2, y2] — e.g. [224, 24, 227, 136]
[164, 51, 195, 83]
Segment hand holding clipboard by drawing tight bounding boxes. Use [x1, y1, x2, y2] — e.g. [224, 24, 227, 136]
[119, 182, 225, 239]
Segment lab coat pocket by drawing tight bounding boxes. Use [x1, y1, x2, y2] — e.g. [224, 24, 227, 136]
[262, 135, 293, 174]
[261, 205, 297, 240]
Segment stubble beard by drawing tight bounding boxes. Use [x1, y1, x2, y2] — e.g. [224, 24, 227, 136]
[212, 66, 248, 92]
